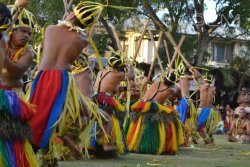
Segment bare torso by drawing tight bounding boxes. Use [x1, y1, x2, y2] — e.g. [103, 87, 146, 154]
[0, 39, 7, 83]
[1, 47, 32, 87]
[74, 68, 93, 97]
[199, 84, 210, 107]
[94, 69, 125, 95]
[233, 118, 249, 136]
[206, 85, 215, 107]
[39, 25, 88, 71]
[143, 82, 175, 104]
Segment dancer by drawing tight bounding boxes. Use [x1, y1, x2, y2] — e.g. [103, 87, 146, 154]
[27, 1, 104, 165]
[92, 50, 134, 157]
[196, 79, 219, 144]
[0, 2, 38, 166]
[125, 74, 184, 155]
[2, 4, 34, 97]
[176, 71, 197, 145]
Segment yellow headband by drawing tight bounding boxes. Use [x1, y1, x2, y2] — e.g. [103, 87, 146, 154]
[9, 6, 34, 29]
[107, 50, 127, 69]
[73, 53, 89, 69]
[73, 1, 103, 27]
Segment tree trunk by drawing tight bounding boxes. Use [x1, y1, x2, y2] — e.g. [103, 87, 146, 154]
[196, 34, 208, 66]
[100, 17, 119, 51]
[140, 0, 168, 31]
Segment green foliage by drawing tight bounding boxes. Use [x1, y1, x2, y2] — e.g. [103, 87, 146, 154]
[27, 0, 64, 27]
[92, 33, 110, 55]
[230, 56, 250, 75]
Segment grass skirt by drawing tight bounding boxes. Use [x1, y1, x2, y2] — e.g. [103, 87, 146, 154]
[124, 99, 184, 155]
[176, 98, 197, 145]
[27, 70, 104, 161]
[196, 108, 219, 143]
[92, 92, 126, 156]
[0, 87, 38, 167]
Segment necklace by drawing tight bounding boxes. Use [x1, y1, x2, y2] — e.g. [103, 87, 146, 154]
[7, 32, 27, 62]
[236, 119, 245, 132]
[57, 20, 86, 36]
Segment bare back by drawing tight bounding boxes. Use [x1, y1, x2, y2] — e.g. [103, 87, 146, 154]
[94, 69, 125, 95]
[74, 68, 93, 97]
[40, 25, 88, 71]
[180, 76, 192, 97]
[199, 84, 209, 107]
[143, 82, 175, 104]
[207, 86, 215, 107]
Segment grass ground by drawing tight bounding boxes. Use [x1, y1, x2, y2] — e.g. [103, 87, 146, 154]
[59, 135, 250, 167]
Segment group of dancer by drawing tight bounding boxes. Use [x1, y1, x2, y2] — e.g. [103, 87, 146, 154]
[0, 0, 222, 166]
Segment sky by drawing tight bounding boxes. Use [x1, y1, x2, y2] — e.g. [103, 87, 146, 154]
[204, 0, 218, 23]
[156, 0, 218, 24]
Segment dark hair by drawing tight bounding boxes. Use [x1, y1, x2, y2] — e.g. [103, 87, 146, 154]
[0, 2, 11, 29]
[184, 69, 192, 76]
[163, 73, 176, 87]
[72, 17, 86, 29]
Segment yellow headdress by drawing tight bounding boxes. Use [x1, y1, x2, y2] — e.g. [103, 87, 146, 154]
[163, 71, 177, 86]
[72, 53, 90, 74]
[9, 6, 34, 29]
[73, 1, 104, 27]
[202, 73, 213, 83]
[107, 50, 127, 71]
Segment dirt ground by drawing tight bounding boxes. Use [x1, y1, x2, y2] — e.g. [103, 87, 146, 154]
[59, 135, 250, 167]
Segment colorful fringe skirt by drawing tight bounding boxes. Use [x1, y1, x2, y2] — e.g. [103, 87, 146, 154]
[197, 107, 219, 134]
[92, 92, 126, 155]
[176, 98, 197, 145]
[0, 86, 39, 167]
[27, 70, 100, 159]
[124, 99, 184, 155]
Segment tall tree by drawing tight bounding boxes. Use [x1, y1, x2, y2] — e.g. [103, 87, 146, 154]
[189, 0, 250, 65]
[140, 0, 250, 66]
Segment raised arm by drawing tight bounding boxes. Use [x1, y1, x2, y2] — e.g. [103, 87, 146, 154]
[4, 47, 33, 79]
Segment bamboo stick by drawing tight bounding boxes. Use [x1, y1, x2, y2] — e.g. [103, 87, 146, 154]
[111, 25, 123, 52]
[148, 29, 165, 77]
[147, 31, 163, 79]
[165, 32, 192, 68]
[167, 35, 186, 74]
[132, 20, 149, 64]
[163, 40, 171, 64]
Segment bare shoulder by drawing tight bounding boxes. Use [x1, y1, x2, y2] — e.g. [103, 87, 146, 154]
[22, 45, 34, 58]
[45, 25, 62, 35]
[152, 81, 160, 86]
[113, 71, 125, 77]
[46, 25, 58, 31]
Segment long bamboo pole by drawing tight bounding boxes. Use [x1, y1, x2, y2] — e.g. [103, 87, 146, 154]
[167, 35, 186, 73]
[165, 32, 204, 83]
[163, 40, 171, 64]
[165, 32, 192, 68]
[132, 20, 149, 64]
[147, 31, 163, 79]
[62, 0, 74, 19]
[148, 29, 165, 77]
[111, 25, 123, 52]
